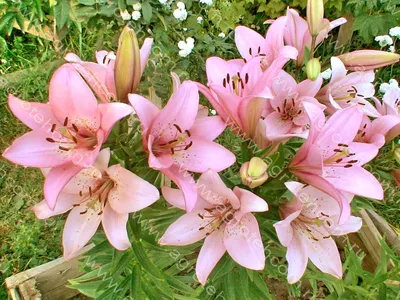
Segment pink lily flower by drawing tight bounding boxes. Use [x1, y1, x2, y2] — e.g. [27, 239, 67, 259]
[355, 114, 400, 148]
[289, 103, 383, 224]
[234, 21, 297, 71]
[159, 170, 268, 285]
[317, 57, 379, 117]
[129, 81, 235, 212]
[197, 48, 297, 147]
[2, 64, 133, 209]
[274, 182, 362, 284]
[33, 148, 160, 259]
[263, 70, 325, 141]
[65, 37, 153, 102]
[284, 8, 347, 65]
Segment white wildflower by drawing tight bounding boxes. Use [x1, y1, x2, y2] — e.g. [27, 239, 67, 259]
[379, 83, 390, 94]
[120, 9, 131, 21]
[131, 10, 141, 20]
[200, 0, 213, 5]
[389, 27, 400, 38]
[389, 46, 395, 53]
[375, 35, 393, 47]
[210, 109, 216, 115]
[197, 16, 203, 24]
[218, 32, 226, 38]
[132, 2, 142, 10]
[173, 3, 187, 21]
[178, 37, 195, 57]
[321, 68, 332, 80]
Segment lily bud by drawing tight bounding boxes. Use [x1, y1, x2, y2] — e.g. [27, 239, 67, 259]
[307, 0, 324, 37]
[240, 157, 269, 188]
[394, 148, 400, 165]
[392, 170, 400, 187]
[115, 27, 141, 102]
[337, 50, 400, 71]
[306, 58, 321, 81]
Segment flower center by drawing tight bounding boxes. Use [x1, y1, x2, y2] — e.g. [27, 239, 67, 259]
[222, 72, 249, 97]
[45, 117, 98, 152]
[74, 176, 114, 215]
[152, 124, 193, 156]
[197, 202, 235, 235]
[277, 98, 302, 121]
[323, 143, 358, 168]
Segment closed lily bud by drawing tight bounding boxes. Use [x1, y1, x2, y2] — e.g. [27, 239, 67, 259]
[392, 170, 400, 187]
[337, 50, 400, 71]
[307, 0, 324, 37]
[115, 27, 141, 102]
[240, 157, 269, 188]
[395, 148, 400, 164]
[306, 58, 321, 81]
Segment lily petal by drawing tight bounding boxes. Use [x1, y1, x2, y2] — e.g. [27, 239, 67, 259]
[62, 205, 101, 259]
[106, 164, 160, 214]
[102, 204, 131, 250]
[196, 229, 226, 285]
[224, 213, 265, 270]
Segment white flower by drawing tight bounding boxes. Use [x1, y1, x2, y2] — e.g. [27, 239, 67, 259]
[379, 82, 390, 94]
[120, 9, 131, 21]
[178, 37, 195, 57]
[159, 0, 168, 4]
[197, 16, 203, 24]
[173, 3, 187, 21]
[389, 46, 395, 53]
[218, 32, 226, 38]
[321, 68, 332, 80]
[131, 10, 141, 20]
[210, 109, 216, 115]
[132, 2, 142, 10]
[389, 27, 400, 38]
[375, 35, 393, 47]
[183, 27, 188, 31]
[177, 1, 185, 9]
[200, 0, 213, 5]
[389, 79, 399, 88]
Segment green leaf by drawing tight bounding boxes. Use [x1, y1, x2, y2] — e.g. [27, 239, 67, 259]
[142, 1, 152, 22]
[77, 0, 95, 4]
[0, 13, 16, 33]
[131, 264, 141, 295]
[54, 0, 70, 29]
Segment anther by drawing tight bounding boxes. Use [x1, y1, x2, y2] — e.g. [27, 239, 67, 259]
[80, 209, 88, 215]
[72, 123, 79, 132]
[258, 46, 261, 54]
[89, 187, 92, 197]
[46, 138, 55, 143]
[198, 213, 204, 219]
[73, 204, 80, 207]
[79, 191, 83, 197]
[338, 143, 348, 147]
[245, 73, 249, 84]
[173, 124, 182, 133]
[98, 210, 103, 215]
[51, 124, 56, 132]
[184, 141, 193, 150]
[348, 160, 358, 163]
[64, 117, 68, 126]
[185, 130, 191, 137]
[223, 78, 226, 87]
[171, 148, 175, 155]
[344, 164, 352, 168]
[59, 146, 70, 151]
[333, 149, 342, 153]
[249, 48, 252, 55]
[336, 158, 343, 163]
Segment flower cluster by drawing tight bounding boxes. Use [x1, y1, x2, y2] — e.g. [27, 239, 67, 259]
[178, 37, 195, 57]
[2, 0, 400, 290]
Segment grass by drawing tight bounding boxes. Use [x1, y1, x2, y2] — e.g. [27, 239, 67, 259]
[0, 23, 399, 299]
